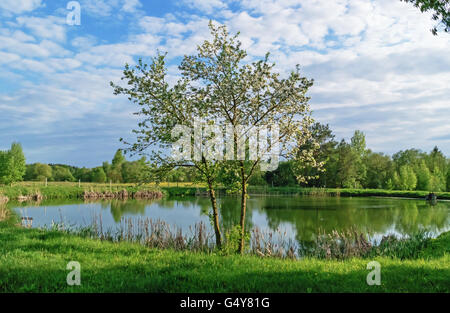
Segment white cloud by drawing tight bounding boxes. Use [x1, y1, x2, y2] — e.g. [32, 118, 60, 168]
[181, 0, 228, 14]
[0, 0, 43, 15]
[15, 16, 67, 42]
[79, 0, 143, 17]
[122, 0, 142, 13]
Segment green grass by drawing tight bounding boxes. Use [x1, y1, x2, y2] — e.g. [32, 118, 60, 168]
[0, 222, 448, 293]
[163, 186, 450, 199]
[0, 184, 161, 201]
[2, 183, 449, 201]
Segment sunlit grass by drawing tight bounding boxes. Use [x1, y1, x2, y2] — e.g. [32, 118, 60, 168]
[0, 222, 448, 292]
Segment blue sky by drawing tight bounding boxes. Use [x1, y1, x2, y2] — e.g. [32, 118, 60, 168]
[0, 0, 449, 167]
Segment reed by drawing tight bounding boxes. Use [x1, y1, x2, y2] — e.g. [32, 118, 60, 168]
[367, 231, 432, 259]
[38, 214, 435, 261]
[0, 206, 9, 222]
[299, 228, 372, 259]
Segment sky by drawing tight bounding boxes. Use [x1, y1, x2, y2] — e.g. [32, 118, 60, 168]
[0, 0, 449, 167]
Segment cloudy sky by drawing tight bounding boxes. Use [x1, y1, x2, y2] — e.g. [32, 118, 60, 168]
[0, 0, 449, 167]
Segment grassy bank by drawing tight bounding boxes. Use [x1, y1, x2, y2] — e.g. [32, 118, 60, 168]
[0, 222, 448, 293]
[163, 186, 450, 199]
[2, 183, 449, 201]
[0, 183, 162, 202]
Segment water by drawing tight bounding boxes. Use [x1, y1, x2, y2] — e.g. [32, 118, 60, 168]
[9, 196, 450, 244]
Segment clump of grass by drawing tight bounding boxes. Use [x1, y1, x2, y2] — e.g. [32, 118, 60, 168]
[300, 228, 372, 259]
[0, 206, 9, 222]
[251, 227, 298, 259]
[368, 230, 432, 259]
[299, 228, 433, 260]
[32, 212, 435, 261]
[58, 216, 215, 253]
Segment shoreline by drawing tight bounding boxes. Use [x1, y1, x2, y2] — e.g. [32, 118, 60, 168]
[1, 184, 449, 203]
[163, 186, 450, 200]
[0, 221, 448, 293]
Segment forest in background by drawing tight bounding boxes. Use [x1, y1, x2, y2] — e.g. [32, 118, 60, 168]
[1, 122, 449, 192]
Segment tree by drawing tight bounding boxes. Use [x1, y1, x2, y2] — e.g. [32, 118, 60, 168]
[401, 0, 450, 35]
[364, 151, 392, 189]
[350, 130, 367, 157]
[426, 146, 447, 174]
[264, 161, 297, 187]
[122, 158, 149, 183]
[429, 166, 446, 191]
[398, 165, 417, 190]
[91, 167, 107, 183]
[109, 150, 125, 183]
[9, 143, 26, 183]
[350, 130, 367, 186]
[73, 167, 93, 182]
[0, 143, 26, 185]
[111, 22, 320, 252]
[176, 22, 318, 254]
[112, 149, 125, 167]
[446, 167, 450, 191]
[33, 163, 52, 181]
[335, 140, 360, 188]
[0, 151, 14, 185]
[415, 160, 432, 191]
[295, 123, 337, 187]
[52, 166, 75, 182]
[111, 25, 225, 248]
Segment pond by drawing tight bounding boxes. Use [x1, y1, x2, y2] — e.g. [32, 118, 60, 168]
[9, 195, 450, 244]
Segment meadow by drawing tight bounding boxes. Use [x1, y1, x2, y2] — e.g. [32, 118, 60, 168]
[1, 182, 449, 293]
[2, 182, 449, 201]
[0, 222, 448, 292]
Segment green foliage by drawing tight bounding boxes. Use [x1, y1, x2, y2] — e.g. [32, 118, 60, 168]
[112, 149, 125, 167]
[0, 143, 26, 185]
[416, 160, 432, 191]
[0, 151, 14, 185]
[264, 161, 297, 187]
[28, 163, 52, 181]
[397, 165, 417, 191]
[401, 0, 450, 35]
[364, 152, 392, 189]
[52, 166, 75, 182]
[429, 166, 446, 192]
[90, 167, 107, 183]
[221, 225, 250, 255]
[121, 157, 149, 183]
[9, 143, 26, 183]
[287, 128, 449, 192]
[0, 223, 449, 292]
[335, 140, 360, 188]
[369, 231, 432, 260]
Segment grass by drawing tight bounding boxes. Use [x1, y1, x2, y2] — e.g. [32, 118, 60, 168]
[163, 185, 450, 199]
[0, 222, 448, 293]
[0, 183, 162, 201]
[2, 182, 449, 201]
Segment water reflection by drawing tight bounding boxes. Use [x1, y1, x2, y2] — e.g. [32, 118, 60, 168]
[10, 196, 450, 243]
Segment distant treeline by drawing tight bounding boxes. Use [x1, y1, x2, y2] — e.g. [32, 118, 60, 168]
[23, 150, 148, 184]
[260, 124, 450, 192]
[1, 123, 450, 191]
[163, 123, 450, 192]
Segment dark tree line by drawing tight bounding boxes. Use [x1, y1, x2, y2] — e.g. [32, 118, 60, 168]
[24, 149, 149, 184]
[2, 129, 449, 192]
[258, 123, 450, 192]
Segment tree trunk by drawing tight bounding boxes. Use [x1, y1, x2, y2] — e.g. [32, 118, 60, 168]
[207, 180, 222, 249]
[238, 161, 247, 254]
